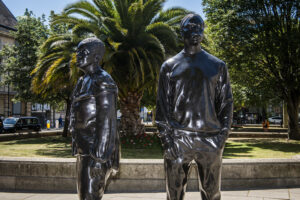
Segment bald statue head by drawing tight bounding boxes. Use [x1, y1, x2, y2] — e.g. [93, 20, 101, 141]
[76, 37, 105, 73]
[180, 14, 205, 47]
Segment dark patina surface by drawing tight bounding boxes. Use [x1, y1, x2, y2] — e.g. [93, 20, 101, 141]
[156, 14, 233, 200]
[70, 38, 119, 200]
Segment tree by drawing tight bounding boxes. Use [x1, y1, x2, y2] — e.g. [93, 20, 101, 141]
[31, 29, 82, 137]
[0, 9, 49, 114]
[53, 0, 188, 135]
[203, 0, 300, 140]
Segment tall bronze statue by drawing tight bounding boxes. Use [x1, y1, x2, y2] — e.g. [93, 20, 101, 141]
[70, 38, 119, 200]
[156, 14, 233, 200]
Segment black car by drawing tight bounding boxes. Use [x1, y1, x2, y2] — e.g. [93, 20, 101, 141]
[0, 118, 3, 133]
[3, 117, 41, 133]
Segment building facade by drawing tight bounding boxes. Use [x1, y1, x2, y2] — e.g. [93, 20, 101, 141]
[0, 0, 30, 118]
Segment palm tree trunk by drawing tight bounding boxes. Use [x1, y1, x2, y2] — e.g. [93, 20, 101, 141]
[120, 92, 144, 135]
[285, 93, 300, 140]
[52, 106, 56, 128]
[62, 98, 71, 137]
[152, 108, 156, 125]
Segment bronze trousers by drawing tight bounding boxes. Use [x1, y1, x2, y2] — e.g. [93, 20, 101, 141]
[76, 155, 111, 200]
[164, 133, 225, 200]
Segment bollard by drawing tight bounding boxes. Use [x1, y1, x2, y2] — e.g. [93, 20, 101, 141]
[46, 120, 50, 129]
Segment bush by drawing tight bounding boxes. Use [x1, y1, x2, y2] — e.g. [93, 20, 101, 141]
[120, 133, 161, 149]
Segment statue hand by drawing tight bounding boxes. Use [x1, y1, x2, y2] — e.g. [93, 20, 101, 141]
[218, 129, 229, 148]
[165, 144, 179, 160]
[161, 135, 179, 160]
[90, 159, 105, 178]
[90, 152, 107, 163]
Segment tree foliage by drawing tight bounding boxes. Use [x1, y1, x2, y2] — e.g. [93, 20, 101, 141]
[52, 0, 189, 135]
[203, 0, 300, 139]
[31, 12, 82, 136]
[0, 10, 48, 107]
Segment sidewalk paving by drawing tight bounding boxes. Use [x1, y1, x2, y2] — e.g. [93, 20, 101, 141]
[0, 188, 299, 200]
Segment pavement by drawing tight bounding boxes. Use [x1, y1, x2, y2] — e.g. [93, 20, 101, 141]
[0, 188, 300, 200]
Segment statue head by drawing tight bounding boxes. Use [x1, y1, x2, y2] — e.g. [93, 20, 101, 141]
[180, 14, 205, 47]
[76, 37, 105, 72]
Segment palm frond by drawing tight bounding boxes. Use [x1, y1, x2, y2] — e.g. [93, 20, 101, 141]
[142, 0, 164, 26]
[64, 0, 101, 21]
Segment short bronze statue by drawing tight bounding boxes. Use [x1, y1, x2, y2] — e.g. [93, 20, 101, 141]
[70, 38, 119, 200]
[156, 14, 233, 200]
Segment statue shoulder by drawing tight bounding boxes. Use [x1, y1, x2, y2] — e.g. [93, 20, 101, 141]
[161, 51, 184, 72]
[76, 76, 84, 85]
[94, 70, 117, 90]
[202, 50, 226, 67]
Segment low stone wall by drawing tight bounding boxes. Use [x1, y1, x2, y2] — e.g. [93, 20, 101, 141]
[229, 132, 288, 138]
[0, 157, 299, 192]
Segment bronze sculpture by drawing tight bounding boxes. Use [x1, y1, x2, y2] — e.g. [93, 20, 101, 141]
[70, 38, 119, 200]
[156, 14, 233, 200]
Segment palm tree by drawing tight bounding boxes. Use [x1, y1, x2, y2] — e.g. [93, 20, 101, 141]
[52, 0, 188, 135]
[31, 34, 82, 137]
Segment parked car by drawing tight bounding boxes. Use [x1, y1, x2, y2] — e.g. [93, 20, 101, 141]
[0, 118, 3, 133]
[3, 117, 41, 133]
[268, 116, 282, 124]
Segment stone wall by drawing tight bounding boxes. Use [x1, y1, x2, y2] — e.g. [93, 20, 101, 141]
[0, 157, 299, 192]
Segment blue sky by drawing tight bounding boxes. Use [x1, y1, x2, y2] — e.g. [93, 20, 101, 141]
[3, 0, 204, 21]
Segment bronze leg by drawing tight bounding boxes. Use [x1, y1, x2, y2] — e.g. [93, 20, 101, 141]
[76, 155, 110, 200]
[195, 136, 224, 200]
[164, 157, 192, 200]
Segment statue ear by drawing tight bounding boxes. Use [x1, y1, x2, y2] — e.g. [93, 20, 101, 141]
[94, 54, 100, 63]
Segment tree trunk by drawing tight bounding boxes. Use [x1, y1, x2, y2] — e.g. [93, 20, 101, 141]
[24, 102, 27, 116]
[283, 101, 288, 128]
[52, 106, 56, 128]
[262, 105, 267, 120]
[62, 98, 71, 137]
[286, 94, 300, 140]
[152, 108, 156, 125]
[119, 92, 144, 135]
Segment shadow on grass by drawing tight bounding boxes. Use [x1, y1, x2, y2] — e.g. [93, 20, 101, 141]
[223, 139, 300, 159]
[2, 137, 299, 159]
[35, 148, 72, 158]
[2, 136, 72, 158]
[223, 142, 254, 158]
[246, 140, 300, 153]
[33, 137, 72, 158]
[4, 136, 72, 145]
[122, 147, 163, 159]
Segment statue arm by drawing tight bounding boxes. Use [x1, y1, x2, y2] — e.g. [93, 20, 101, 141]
[91, 87, 118, 163]
[69, 78, 82, 156]
[155, 64, 171, 136]
[216, 64, 233, 138]
[69, 78, 83, 132]
[155, 64, 175, 149]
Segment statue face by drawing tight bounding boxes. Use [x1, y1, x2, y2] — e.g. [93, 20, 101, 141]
[76, 45, 94, 69]
[182, 16, 204, 46]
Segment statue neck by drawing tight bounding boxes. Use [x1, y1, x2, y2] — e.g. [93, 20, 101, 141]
[183, 44, 202, 56]
[83, 64, 102, 75]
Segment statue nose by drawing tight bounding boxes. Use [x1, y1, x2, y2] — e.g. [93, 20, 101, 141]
[192, 33, 200, 38]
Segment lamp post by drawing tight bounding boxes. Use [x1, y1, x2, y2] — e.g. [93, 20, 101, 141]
[7, 71, 10, 117]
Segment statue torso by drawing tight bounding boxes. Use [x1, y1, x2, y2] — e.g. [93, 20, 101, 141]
[72, 69, 117, 130]
[163, 50, 225, 132]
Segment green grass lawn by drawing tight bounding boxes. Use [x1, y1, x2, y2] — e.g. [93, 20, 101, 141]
[0, 136, 299, 159]
[224, 139, 300, 159]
